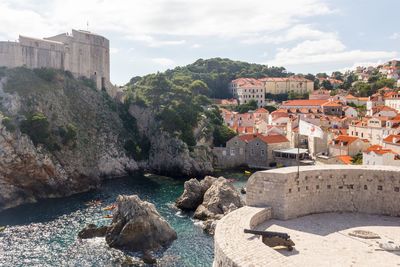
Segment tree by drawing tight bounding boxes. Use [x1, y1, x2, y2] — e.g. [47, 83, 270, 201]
[352, 82, 371, 97]
[235, 100, 258, 113]
[213, 125, 236, 147]
[316, 73, 328, 79]
[331, 71, 344, 81]
[189, 80, 210, 95]
[351, 153, 363, 165]
[20, 113, 50, 145]
[321, 80, 333, 90]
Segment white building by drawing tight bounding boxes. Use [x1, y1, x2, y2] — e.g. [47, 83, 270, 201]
[384, 91, 400, 112]
[363, 145, 400, 166]
[230, 78, 265, 107]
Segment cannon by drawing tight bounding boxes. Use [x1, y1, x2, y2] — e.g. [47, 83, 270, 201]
[244, 229, 295, 251]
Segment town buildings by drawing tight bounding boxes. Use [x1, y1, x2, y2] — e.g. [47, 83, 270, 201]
[363, 145, 400, 166]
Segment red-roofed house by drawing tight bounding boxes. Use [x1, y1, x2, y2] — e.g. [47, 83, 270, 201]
[363, 145, 400, 166]
[328, 135, 370, 157]
[262, 76, 313, 95]
[384, 91, 400, 112]
[213, 133, 290, 168]
[230, 78, 265, 107]
[383, 134, 400, 154]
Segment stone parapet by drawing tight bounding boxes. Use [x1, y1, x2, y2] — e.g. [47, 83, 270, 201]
[247, 165, 400, 220]
[213, 206, 293, 267]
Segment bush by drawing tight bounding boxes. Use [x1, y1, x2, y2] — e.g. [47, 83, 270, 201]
[34, 68, 58, 82]
[213, 125, 236, 147]
[79, 76, 97, 90]
[2, 116, 16, 132]
[20, 113, 51, 145]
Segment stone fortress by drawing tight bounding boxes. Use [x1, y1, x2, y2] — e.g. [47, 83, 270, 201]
[214, 165, 400, 266]
[0, 29, 110, 91]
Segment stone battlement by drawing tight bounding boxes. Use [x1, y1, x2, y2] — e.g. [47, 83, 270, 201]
[246, 165, 400, 219]
[213, 165, 400, 266]
[0, 29, 110, 91]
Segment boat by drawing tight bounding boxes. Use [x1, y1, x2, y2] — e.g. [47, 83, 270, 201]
[102, 204, 116, 211]
[0, 226, 6, 232]
[244, 171, 252, 175]
[103, 215, 113, 219]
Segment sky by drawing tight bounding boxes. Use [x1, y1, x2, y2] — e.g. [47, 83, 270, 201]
[0, 0, 399, 85]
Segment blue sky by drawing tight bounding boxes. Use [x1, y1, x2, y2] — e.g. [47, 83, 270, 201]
[0, 0, 399, 85]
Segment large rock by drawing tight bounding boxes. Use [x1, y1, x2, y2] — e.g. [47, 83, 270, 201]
[78, 224, 108, 239]
[194, 177, 244, 221]
[106, 195, 177, 252]
[175, 176, 217, 210]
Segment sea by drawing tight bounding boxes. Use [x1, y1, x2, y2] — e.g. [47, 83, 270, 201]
[0, 171, 248, 267]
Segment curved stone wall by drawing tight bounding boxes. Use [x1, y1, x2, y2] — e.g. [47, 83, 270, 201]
[246, 165, 400, 220]
[213, 206, 293, 267]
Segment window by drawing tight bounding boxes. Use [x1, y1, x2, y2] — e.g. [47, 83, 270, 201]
[239, 148, 244, 155]
[261, 149, 265, 156]
[230, 148, 235, 156]
[250, 149, 254, 156]
[222, 150, 227, 156]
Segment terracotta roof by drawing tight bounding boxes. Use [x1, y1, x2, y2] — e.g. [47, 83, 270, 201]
[260, 76, 312, 83]
[254, 108, 269, 114]
[332, 135, 359, 145]
[237, 133, 289, 144]
[282, 99, 329, 107]
[257, 134, 289, 144]
[345, 94, 357, 99]
[383, 134, 400, 144]
[365, 145, 397, 155]
[321, 101, 342, 107]
[231, 78, 263, 87]
[336, 155, 353, 165]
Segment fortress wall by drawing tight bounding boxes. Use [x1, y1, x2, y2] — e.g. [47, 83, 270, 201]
[0, 30, 110, 91]
[0, 42, 23, 68]
[246, 165, 400, 220]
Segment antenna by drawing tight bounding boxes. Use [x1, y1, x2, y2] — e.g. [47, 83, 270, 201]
[87, 21, 89, 31]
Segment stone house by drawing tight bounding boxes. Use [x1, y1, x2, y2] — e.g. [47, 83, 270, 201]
[328, 135, 370, 157]
[383, 134, 400, 154]
[363, 145, 400, 166]
[212, 134, 290, 169]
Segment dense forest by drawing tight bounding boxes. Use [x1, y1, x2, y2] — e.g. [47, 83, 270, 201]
[128, 58, 289, 99]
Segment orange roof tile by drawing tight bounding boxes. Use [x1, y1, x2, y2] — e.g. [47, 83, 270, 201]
[336, 155, 353, 165]
[282, 99, 329, 107]
[383, 134, 400, 144]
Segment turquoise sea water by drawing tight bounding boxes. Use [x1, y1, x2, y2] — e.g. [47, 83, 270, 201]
[0, 171, 249, 267]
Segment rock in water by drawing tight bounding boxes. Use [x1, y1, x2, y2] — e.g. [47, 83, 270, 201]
[78, 224, 108, 239]
[106, 195, 177, 252]
[194, 177, 244, 221]
[175, 176, 217, 211]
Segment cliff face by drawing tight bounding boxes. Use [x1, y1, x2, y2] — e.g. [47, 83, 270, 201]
[129, 105, 214, 177]
[0, 68, 137, 211]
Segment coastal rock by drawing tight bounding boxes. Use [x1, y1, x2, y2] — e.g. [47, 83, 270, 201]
[0, 72, 138, 212]
[129, 104, 214, 177]
[78, 224, 109, 239]
[106, 195, 177, 252]
[175, 175, 217, 210]
[194, 177, 244, 221]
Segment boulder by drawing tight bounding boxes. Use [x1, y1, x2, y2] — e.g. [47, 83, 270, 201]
[78, 224, 108, 239]
[175, 176, 217, 211]
[105, 195, 177, 252]
[194, 177, 244, 221]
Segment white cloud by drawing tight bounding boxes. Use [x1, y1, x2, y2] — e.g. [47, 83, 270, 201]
[389, 32, 400, 40]
[242, 24, 337, 45]
[0, 0, 333, 39]
[127, 35, 186, 47]
[191, 43, 202, 49]
[267, 39, 397, 66]
[151, 57, 176, 67]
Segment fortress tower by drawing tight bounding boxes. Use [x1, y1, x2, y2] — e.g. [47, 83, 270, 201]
[0, 29, 110, 91]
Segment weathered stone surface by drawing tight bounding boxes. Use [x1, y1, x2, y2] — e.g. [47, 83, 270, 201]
[0, 74, 138, 212]
[194, 177, 244, 221]
[175, 176, 218, 210]
[129, 104, 214, 177]
[106, 195, 177, 252]
[78, 224, 108, 239]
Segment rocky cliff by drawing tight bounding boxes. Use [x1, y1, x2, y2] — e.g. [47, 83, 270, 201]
[129, 104, 214, 177]
[0, 68, 137, 211]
